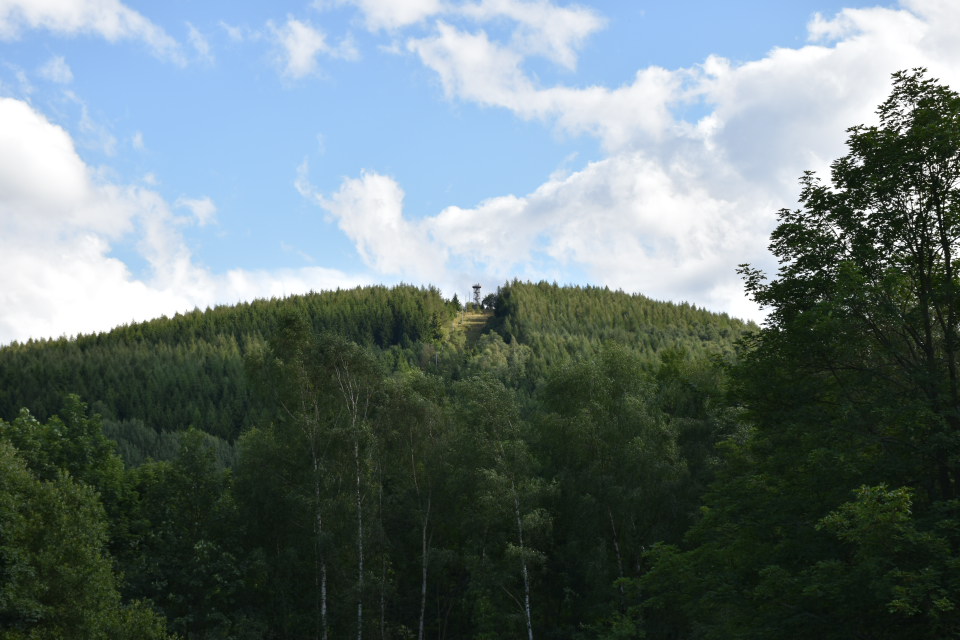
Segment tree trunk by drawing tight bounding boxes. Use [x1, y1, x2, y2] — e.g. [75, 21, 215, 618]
[607, 505, 626, 604]
[513, 482, 534, 640]
[418, 496, 431, 640]
[313, 452, 329, 640]
[355, 433, 364, 640]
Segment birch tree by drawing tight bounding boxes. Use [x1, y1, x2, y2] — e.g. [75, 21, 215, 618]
[453, 376, 553, 639]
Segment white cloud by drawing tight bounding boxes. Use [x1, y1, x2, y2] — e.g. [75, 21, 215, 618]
[0, 97, 367, 344]
[405, 1, 960, 157]
[37, 54, 72, 83]
[339, 0, 603, 66]
[0, 98, 127, 236]
[0, 0, 185, 64]
[269, 16, 357, 79]
[458, 0, 604, 69]
[408, 22, 683, 152]
[306, 152, 770, 318]
[330, 0, 445, 30]
[270, 17, 327, 78]
[298, 162, 445, 279]
[219, 20, 249, 42]
[63, 90, 118, 155]
[175, 196, 217, 226]
[426, 152, 773, 318]
[132, 130, 144, 150]
[186, 21, 213, 64]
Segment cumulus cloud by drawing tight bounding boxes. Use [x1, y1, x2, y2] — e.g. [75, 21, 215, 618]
[302, 151, 770, 319]
[405, 1, 960, 156]
[0, 0, 185, 64]
[0, 97, 366, 344]
[307, 0, 960, 321]
[298, 162, 445, 279]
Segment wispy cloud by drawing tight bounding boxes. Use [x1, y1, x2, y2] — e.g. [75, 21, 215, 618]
[175, 196, 217, 226]
[186, 21, 213, 64]
[0, 0, 186, 64]
[268, 16, 357, 79]
[37, 54, 72, 83]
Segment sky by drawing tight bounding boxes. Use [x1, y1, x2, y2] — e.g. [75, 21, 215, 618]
[1, 0, 959, 344]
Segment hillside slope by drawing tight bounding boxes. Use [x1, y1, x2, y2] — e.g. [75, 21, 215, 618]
[491, 281, 754, 376]
[0, 281, 752, 443]
[0, 285, 456, 439]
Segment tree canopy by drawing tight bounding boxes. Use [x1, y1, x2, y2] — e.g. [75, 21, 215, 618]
[642, 68, 960, 639]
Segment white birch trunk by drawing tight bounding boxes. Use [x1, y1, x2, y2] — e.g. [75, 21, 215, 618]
[313, 454, 329, 640]
[332, 353, 370, 640]
[512, 482, 534, 640]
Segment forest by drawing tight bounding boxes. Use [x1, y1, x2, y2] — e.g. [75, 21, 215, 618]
[2, 69, 960, 639]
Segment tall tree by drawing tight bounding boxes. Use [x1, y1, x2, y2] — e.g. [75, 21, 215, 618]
[644, 69, 960, 639]
[0, 433, 171, 639]
[317, 332, 382, 640]
[245, 312, 337, 640]
[244, 314, 384, 639]
[452, 376, 552, 639]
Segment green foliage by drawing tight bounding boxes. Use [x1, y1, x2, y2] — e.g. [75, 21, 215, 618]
[642, 69, 960, 639]
[493, 281, 753, 385]
[124, 428, 243, 638]
[0, 285, 456, 438]
[0, 428, 171, 639]
[0, 278, 755, 636]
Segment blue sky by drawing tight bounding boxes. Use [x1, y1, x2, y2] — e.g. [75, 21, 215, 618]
[1, 0, 957, 344]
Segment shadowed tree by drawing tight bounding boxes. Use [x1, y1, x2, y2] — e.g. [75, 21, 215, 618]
[643, 69, 960, 639]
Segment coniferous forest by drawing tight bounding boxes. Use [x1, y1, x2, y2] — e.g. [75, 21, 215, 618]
[3, 69, 960, 639]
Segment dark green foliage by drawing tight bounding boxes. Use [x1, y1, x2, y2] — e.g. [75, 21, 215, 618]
[0, 280, 752, 636]
[125, 428, 245, 638]
[0, 285, 456, 438]
[494, 281, 753, 384]
[642, 69, 960, 639]
[0, 414, 171, 639]
[103, 417, 237, 468]
[536, 346, 733, 636]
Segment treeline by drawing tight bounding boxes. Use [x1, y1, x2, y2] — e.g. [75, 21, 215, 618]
[493, 281, 753, 380]
[0, 279, 747, 638]
[0, 281, 748, 465]
[0, 329, 732, 638]
[0, 285, 457, 441]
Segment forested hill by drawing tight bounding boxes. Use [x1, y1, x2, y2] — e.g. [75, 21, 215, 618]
[0, 281, 749, 445]
[494, 281, 753, 374]
[0, 285, 457, 440]
[0, 280, 752, 638]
